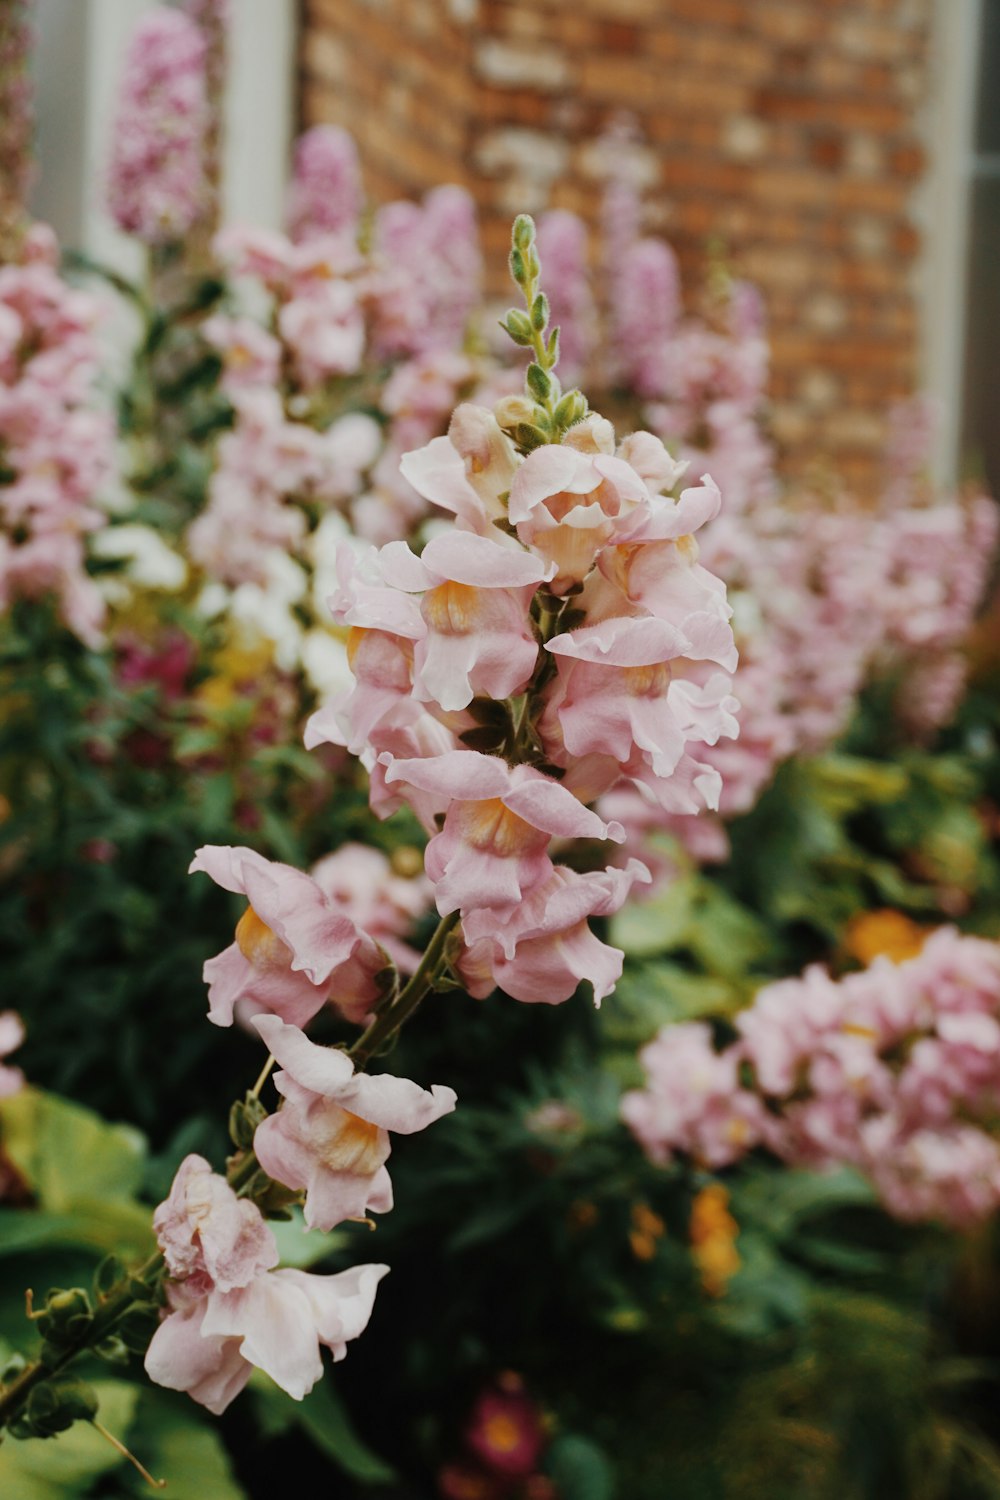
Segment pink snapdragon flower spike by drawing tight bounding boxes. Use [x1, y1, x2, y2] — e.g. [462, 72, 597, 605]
[190, 845, 391, 1027]
[0, 245, 113, 644]
[535, 210, 596, 383]
[286, 124, 363, 245]
[105, 8, 209, 245]
[382, 751, 624, 917]
[153, 1154, 279, 1291]
[252, 1014, 457, 1230]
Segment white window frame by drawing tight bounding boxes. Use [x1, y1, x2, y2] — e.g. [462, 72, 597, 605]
[918, 0, 983, 485]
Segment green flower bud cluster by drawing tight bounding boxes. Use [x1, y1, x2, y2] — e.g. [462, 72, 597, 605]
[499, 214, 589, 453]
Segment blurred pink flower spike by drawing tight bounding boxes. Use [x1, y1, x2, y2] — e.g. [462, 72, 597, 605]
[381, 750, 625, 917]
[252, 1014, 457, 1231]
[190, 845, 391, 1028]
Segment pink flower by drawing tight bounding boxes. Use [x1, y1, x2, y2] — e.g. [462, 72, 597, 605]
[376, 533, 553, 712]
[535, 209, 596, 383]
[381, 750, 624, 916]
[190, 845, 391, 1028]
[621, 1022, 765, 1169]
[507, 445, 649, 594]
[152, 1154, 278, 1291]
[310, 843, 432, 973]
[460, 859, 650, 1006]
[146, 1262, 388, 1409]
[0, 1011, 25, 1098]
[465, 1380, 545, 1478]
[252, 1015, 457, 1231]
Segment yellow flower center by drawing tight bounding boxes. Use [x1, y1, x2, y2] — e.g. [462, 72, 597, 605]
[622, 662, 672, 697]
[463, 798, 537, 856]
[235, 906, 290, 971]
[482, 1413, 522, 1454]
[311, 1107, 386, 1175]
[422, 580, 484, 636]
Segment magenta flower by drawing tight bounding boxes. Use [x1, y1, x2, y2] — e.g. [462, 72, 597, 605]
[252, 1014, 457, 1231]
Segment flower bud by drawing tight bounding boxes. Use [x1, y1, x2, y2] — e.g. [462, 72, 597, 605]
[494, 394, 536, 431]
[526, 363, 551, 403]
[530, 291, 549, 331]
[512, 213, 535, 250]
[23, 1376, 98, 1437]
[553, 389, 589, 432]
[500, 308, 533, 346]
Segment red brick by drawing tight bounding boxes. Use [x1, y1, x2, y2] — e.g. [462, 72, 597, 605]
[300, 0, 933, 493]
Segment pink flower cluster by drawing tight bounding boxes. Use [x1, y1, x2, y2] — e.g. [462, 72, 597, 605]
[106, 8, 210, 246]
[150, 841, 455, 1410]
[145, 1153, 388, 1410]
[0, 1011, 25, 1099]
[306, 403, 738, 1004]
[0, 234, 112, 644]
[535, 210, 596, 385]
[622, 927, 1000, 1228]
[369, 185, 481, 362]
[286, 124, 363, 245]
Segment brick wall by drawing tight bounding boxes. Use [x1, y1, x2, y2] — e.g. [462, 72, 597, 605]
[300, 0, 933, 496]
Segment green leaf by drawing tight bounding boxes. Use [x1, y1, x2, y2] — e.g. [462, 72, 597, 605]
[1, 1089, 146, 1211]
[546, 1434, 616, 1500]
[250, 1373, 395, 1484]
[127, 1391, 246, 1500]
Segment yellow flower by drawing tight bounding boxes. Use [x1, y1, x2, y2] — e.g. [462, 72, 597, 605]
[845, 908, 929, 966]
[689, 1183, 740, 1297]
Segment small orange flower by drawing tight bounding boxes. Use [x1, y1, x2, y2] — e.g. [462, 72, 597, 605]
[689, 1183, 740, 1297]
[844, 908, 929, 966]
[629, 1200, 666, 1261]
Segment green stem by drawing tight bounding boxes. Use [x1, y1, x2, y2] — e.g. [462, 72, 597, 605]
[0, 1252, 164, 1427]
[349, 911, 461, 1069]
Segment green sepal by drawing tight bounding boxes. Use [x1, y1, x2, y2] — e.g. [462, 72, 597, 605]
[526, 363, 551, 402]
[500, 308, 533, 346]
[513, 423, 550, 452]
[93, 1254, 127, 1300]
[531, 291, 549, 331]
[117, 1301, 162, 1355]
